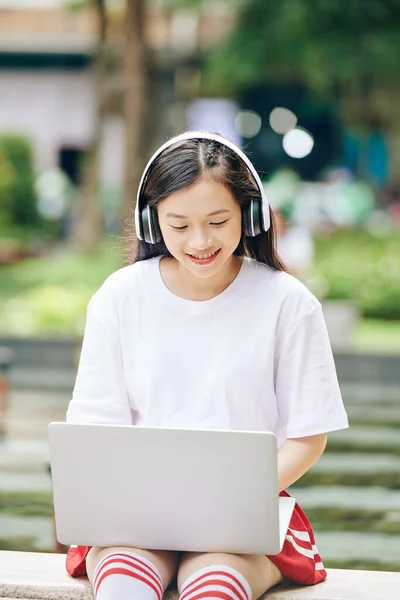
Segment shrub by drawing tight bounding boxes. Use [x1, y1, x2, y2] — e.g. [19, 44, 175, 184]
[311, 230, 400, 319]
[0, 143, 15, 226]
[0, 134, 39, 229]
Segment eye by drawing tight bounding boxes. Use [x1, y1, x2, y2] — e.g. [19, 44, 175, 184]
[171, 225, 187, 231]
[210, 219, 229, 226]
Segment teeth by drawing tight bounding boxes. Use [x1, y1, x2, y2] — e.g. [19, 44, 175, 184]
[191, 251, 216, 259]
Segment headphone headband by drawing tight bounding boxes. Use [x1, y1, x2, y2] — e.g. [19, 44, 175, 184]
[134, 130, 270, 240]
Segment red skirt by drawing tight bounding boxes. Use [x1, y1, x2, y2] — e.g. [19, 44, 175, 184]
[65, 491, 326, 586]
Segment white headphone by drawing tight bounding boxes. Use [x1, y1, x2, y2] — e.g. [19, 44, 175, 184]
[134, 130, 270, 243]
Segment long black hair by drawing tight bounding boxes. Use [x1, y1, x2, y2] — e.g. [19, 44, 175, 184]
[129, 136, 287, 272]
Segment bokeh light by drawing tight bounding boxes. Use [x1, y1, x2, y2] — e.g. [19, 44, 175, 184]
[269, 107, 297, 134]
[234, 110, 262, 138]
[282, 127, 314, 158]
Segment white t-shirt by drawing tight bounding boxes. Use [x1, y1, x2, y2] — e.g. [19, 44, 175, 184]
[66, 256, 348, 448]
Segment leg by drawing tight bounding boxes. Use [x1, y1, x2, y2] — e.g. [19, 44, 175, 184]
[178, 552, 282, 600]
[87, 546, 179, 600]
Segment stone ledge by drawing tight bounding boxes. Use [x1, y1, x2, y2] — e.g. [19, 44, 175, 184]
[0, 551, 399, 600]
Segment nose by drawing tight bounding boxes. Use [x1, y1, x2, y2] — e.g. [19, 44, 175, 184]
[187, 227, 213, 251]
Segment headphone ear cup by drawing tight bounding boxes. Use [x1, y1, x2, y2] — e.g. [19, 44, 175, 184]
[140, 205, 157, 244]
[141, 206, 151, 243]
[242, 204, 252, 237]
[141, 204, 162, 244]
[150, 207, 162, 243]
[242, 199, 263, 237]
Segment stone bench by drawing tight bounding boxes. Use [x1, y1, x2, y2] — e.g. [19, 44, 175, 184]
[0, 551, 399, 600]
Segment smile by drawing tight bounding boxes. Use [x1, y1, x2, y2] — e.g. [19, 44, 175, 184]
[187, 249, 221, 265]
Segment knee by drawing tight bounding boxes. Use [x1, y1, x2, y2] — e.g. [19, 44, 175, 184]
[178, 553, 246, 588]
[178, 553, 282, 600]
[178, 557, 253, 600]
[86, 546, 141, 582]
[86, 546, 113, 582]
[86, 546, 179, 588]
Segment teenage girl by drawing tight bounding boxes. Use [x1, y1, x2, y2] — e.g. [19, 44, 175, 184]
[65, 131, 348, 599]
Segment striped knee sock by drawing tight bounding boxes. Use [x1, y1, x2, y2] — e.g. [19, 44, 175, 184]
[180, 565, 252, 600]
[93, 551, 164, 600]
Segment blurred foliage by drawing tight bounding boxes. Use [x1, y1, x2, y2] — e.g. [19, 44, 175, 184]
[310, 230, 400, 319]
[198, 0, 400, 95]
[0, 135, 39, 229]
[0, 231, 399, 335]
[328, 438, 400, 456]
[306, 507, 400, 535]
[353, 319, 400, 353]
[0, 536, 39, 552]
[299, 470, 400, 489]
[67, 0, 119, 11]
[0, 492, 53, 517]
[0, 239, 122, 336]
[349, 418, 400, 429]
[0, 144, 14, 225]
[324, 559, 400, 572]
[67, 0, 94, 9]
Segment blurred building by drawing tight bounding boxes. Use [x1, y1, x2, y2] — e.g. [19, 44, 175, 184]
[0, 0, 233, 191]
[0, 1, 390, 192]
[0, 0, 96, 183]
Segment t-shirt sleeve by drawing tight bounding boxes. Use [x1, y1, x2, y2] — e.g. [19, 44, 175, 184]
[66, 292, 134, 425]
[274, 301, 349, 438]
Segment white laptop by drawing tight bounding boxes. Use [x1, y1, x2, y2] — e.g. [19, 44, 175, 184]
[48, 423, 295, 555]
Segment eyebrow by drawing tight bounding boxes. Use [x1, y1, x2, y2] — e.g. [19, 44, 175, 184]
[166, 209, 231, 219]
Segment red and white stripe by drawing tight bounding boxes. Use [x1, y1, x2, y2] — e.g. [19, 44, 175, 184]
[93, 552, 163, 600]
[180, 565, 252, 600]
[285, 528, 325, 571]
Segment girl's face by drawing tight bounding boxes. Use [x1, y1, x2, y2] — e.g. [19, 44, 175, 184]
[157, 177, 242, 279]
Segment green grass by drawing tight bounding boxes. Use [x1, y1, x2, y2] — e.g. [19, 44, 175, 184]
[353, 318, 400, 353]
[327, 442, 400, 456]
[0, 231, 400, 341]
[327, 433, 400, 455]
[0, 238, 123, 295]
[0, 536, 39, 552]
[323, 559, 400, 572]
[0, 238, 123, 336]
[298, 471, 400, 489]
[311, 230, 400, 320]
[349, 418, 400, 428]
[0, 491, 53, 517]
[305, 507, 400, 535]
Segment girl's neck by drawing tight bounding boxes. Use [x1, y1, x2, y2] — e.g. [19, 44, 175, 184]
[160, 255, 243, 301]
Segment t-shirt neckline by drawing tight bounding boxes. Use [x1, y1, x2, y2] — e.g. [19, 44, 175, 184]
[148, 255, 251, 314]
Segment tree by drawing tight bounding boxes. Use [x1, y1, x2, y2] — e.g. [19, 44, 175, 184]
[68, 0, 151, 247]
[199, 0, 400, 178]
[68, 0, 108, 251]
[122, 0, 149, 230]
[203, 1, 400, 94]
